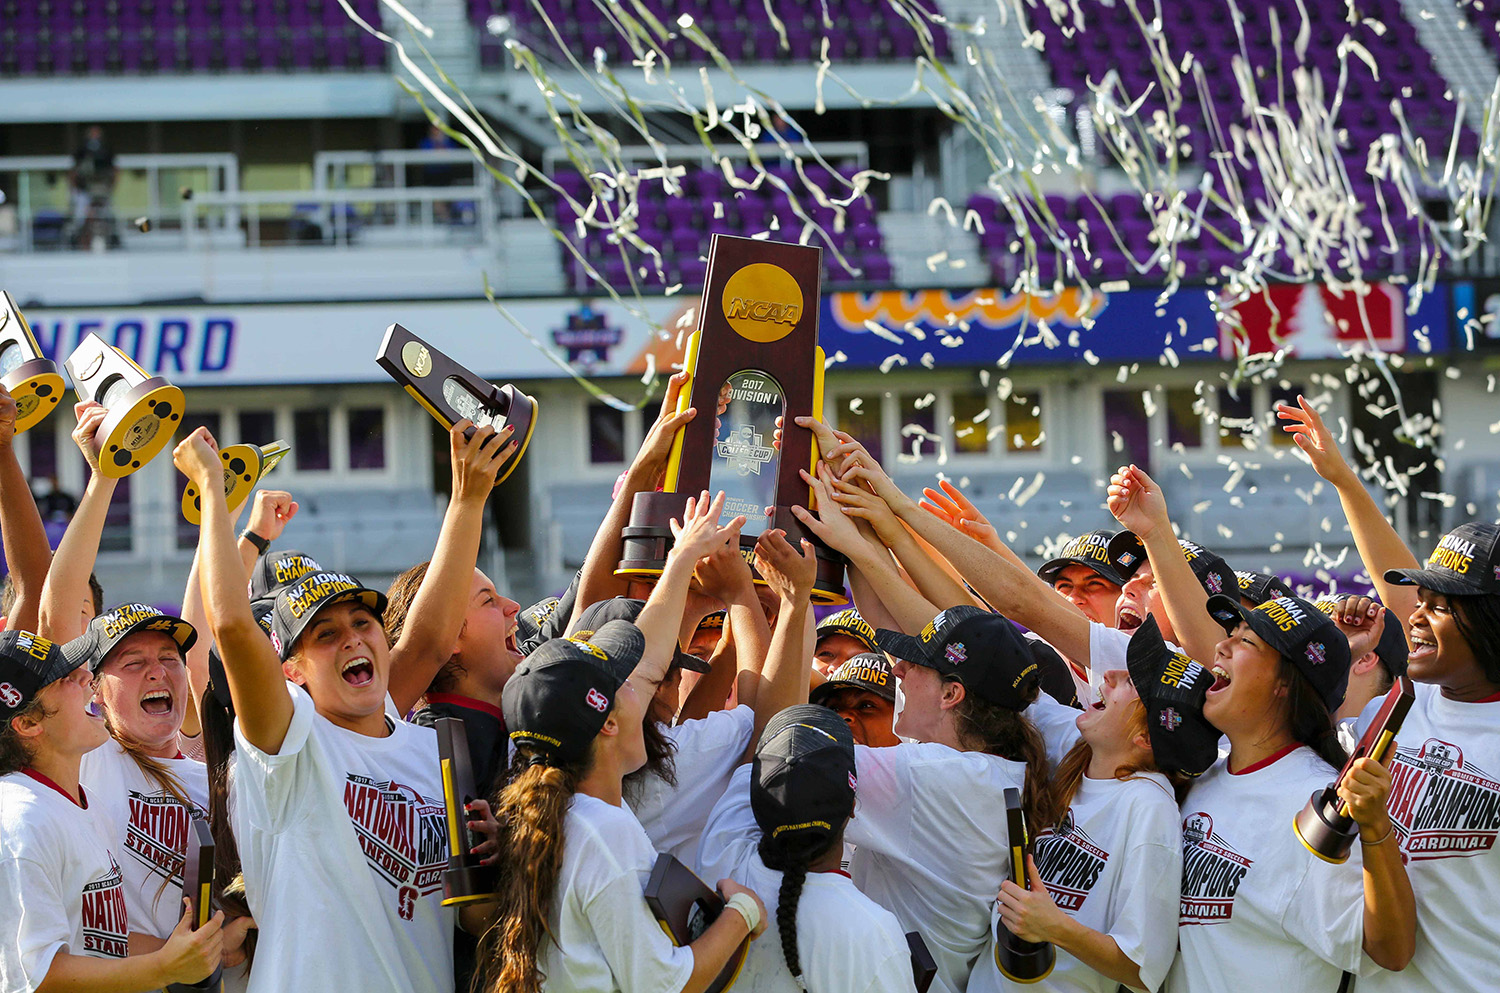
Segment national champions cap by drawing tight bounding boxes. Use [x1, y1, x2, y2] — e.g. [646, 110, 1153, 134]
[1236, 570, 1292, 607]
[873, 605, 1040, 711]
[1206, 594, 1351, 711]
[269, 572, 388, 661]
[248, 549, 323, 603]
[810, 652, 896, 705]
[1124, 617, 1221, 777]
[815, 609, 879, 652]
[1038, 529, 1127, 586]
[63, 603, 197, 673]
[502, 620, 644, 764]
[0, 630, 80, 722]
[572, 597, 709, 673]
[1385, 522, 1500, 597]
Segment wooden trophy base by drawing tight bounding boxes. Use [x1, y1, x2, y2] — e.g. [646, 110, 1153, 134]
[1, 359, 64, 434]
[616, 491, 848, 605]
[442, 863, 499, 906]
[994, 935, 1056, 985]
[1293, 789, 1359, 865]
[182, 444, 265, 524]
[97, 378, 184, 478]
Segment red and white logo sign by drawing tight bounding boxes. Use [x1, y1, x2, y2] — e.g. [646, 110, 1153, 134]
[585, 688, 609, 713]
[1220, 283, 1405, 359]
[0, 682, 21, 709]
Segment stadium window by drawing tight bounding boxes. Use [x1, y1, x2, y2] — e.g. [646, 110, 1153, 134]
[27, 421, 59, 487]
[951, 389, 991, 454]
[834, 394, 884, 465]
[238, 409, 277, 446]
[294, 408, 333, 471]
[1216, 387, 1254, 448]
[899, 392, 940, 459]
[347, 407, 387, 470]
[1165, 387, 1204, 449]
[1102, 390, 1150, 468]
[1003, 391, 1044, 453]
[1268, 382, 1306, 447]
[588, 403, 626, 464]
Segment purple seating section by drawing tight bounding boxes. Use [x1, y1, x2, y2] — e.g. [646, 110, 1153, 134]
[1026, 0, 1477, 163]
[472, 0, 951, 68]
[0, 0, 387, 76]
[552, 163, 892, 291]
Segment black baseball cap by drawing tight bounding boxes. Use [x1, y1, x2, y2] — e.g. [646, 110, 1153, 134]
[1206, 594, 1351, 711]
[873, 605, 1040, 711]
[1108, 532, 1236, 599]
[810, 653, 896, 705]
[1236, 570, 1292, 607]
[751, 704, 857, 844]
[1386, 522, 1500, 597]
[1038, 529, 1127, 586]
[64, 603, 198, 673]
[1313, 595, 1410, 680]
[0, 630, 80, 722]
[502, 620, 644, 764]
[1124, 617, 1220, 778]
[517, 596, 561, 655]
[269, 572, 388, 661]
[815, 609, 879, 652]
[248, 549, 323, 603]
[207, 598, 276, 718]
[572, 597, 709, 673]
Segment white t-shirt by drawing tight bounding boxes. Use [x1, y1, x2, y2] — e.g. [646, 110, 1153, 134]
[540, 793, 695, 993]
[967, 771, 1182, 993]
[81, 738, 211, 941]
[1024, 696, 1085, 774]
[1166, 746, 1365, 993]
[1352, 682, 1500, 993]
[1088, 622, 1184, 679]
[845, 741, 1027, 993]
[232, 682, 453, 993]
[697, 765, 917, 993]
[0, 770, 130, 989]
[629, 705, 754, 868]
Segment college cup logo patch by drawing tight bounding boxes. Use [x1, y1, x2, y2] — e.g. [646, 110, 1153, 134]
[585, 688, 609, 713]
[944, 642, 967, 666]
[1204, 573, 1224, 594]
[1306, 641, 1327, 666]
[1160, 707, 1183, 732]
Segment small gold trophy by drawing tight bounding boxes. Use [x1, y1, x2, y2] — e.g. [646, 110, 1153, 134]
[0, 291, 65, 434]
[181, 440, 290, 525]
[63, 332, 184, 477]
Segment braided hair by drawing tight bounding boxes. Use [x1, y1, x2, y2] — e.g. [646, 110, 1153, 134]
[756, 831, 836, 990]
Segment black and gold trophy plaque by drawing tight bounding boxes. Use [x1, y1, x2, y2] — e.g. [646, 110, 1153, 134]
[375, 324, 536, 485]
[63, 332, 184, 478]
[166, 816, 223, 993]
[436, 716, 498, 906]
[907, 932, 938, 993]
[644, 853, 749, 993]
[994, 788, 1055, 984]
[0, 291, 65, 434]
[1295, 675, 1415, 864]
[181, 440, 290, 525]
[615, 234, 846, 604]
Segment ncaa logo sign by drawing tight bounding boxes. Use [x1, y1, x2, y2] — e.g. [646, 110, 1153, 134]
[0, 682, 21, 709]
[585, 688, 609, 713]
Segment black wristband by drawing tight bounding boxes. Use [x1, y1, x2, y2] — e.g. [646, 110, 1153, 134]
[239, 529, 271, 554]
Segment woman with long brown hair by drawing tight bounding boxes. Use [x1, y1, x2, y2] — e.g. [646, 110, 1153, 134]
[478, 492, 768, 993]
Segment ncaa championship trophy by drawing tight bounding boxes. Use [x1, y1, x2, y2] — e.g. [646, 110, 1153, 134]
[435, 716, 498, 905]
[375, 324, 536, 485]
[64, 332, 185, 478]
[1294, 675, 1416, 863]
[181, 440, 289, 525]
[165, 816, 222, 993]
[644, 853, 749, 993]
[994, 788, 1056, 984]
[0, 291, 65, 434]
[615, 234, 847, 604]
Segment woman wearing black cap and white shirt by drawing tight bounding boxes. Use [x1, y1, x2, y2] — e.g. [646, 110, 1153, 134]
[697, 704, 915, 993]
[1164, 593, 1415, 992]
[1282, 396, 1500, 993]
[968, 618, 1215, 993]
[176, 427, 498, 993]
[0, 628, 224, 991]
[476, 491, 769, 993]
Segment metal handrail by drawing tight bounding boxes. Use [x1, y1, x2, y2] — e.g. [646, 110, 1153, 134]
[313, 148, 484, 193]
[541, 140, 871, 173]
[179, 184, 497, 248]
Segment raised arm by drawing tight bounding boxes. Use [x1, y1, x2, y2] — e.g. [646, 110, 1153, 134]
[745, 528, 819, 758]
[1106, 465, 1222, 663]
[0, 387, 52, 632]
[38, 402, 113, 642]
[175, 427, 293, 755]
[1277, 396, 1419, 623]
[919, 477, 1031, 571]
[681, 535, 770, 720]
[1338, 752, 1415, 970]
[386, 420, 515, 714]
[570, 371, 696, 629]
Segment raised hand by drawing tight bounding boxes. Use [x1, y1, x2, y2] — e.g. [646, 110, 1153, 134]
[245, 489, 298, 543]
[1106, 464, 1170, 541]
[171, 426, 222, 491]
[451, 418, 517, 502]
[71, 401, 108, 476]
[694, 517, 754, 604]
[920, 478, 1002, 548]
[792, 464, 872, 557]
[1339, 751, 1396, 834]
[0, 386, 16, 450]
[157, 898, 225, 986]
[997, 854, 1070, 944]
[1276, 395, 1358, 487]
[753, 528, 817, 605]
[634, 371, 696, 482]
[1327, 594, 1386, 659]
[828, 472, 905, 545]
[669, 490, 744, 563]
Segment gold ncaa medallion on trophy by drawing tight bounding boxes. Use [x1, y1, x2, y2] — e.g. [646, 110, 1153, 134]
[0, 291, 66, 434]
[64, 332, 185, 477]
[617, 234, 847, 604]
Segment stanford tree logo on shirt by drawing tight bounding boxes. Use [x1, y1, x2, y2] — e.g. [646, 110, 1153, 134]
[1385, 738, 1500, 860]
[343, 775, 448, 921]
[1032, 811, 1109, 912]
[1179, 812, 1253, 924]
[80, 854, 128, 958]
